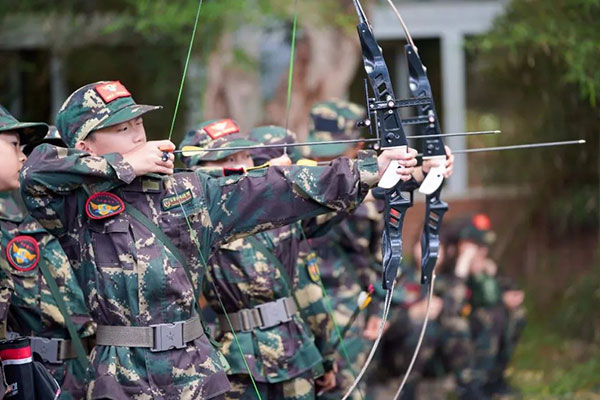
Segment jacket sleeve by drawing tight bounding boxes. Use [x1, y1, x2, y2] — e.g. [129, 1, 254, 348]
[19, 144, 136, 238]
[202, 151, 379, 248]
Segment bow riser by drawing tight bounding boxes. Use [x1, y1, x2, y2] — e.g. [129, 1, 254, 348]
[381, 188, 413, 290]
[405, 44, 449, 285]
[420, 189, 448, 284]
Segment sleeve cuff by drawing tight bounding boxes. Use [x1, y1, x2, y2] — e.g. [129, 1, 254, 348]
[357, 150, 379, 188]
[104, 153, 137, 184]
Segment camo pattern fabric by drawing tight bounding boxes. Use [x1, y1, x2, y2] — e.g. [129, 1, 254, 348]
[304, 100, 366, 158]
[204, 221, 331, 385]
[0, 191, 95, 400]
[20, 143, 378, 399]
[225, 369, 315, 400]
[468, 274, 526, 388]
[304, 194, 385, 400]
[378, 267, 477, 400]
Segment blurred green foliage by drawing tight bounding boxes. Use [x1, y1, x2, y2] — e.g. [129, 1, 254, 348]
[468, 0, 599, 237]
[509, 316, 600, 396]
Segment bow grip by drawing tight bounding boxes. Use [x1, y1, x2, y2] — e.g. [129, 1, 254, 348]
[419, 163, 445, 195]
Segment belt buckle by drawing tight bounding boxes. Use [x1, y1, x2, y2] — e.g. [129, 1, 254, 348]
[30, 337, 63, 364]
[257, 298, 291, 330]
[150, 321, 185, 352]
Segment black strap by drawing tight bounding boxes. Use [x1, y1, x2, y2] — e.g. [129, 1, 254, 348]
[37, 256, 90, 372]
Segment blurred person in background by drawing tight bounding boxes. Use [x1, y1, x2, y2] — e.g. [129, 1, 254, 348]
[458, 214, 526, 397]
[375, 228, 487, 400]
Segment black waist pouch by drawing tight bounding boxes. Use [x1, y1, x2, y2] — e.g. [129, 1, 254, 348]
[0, 337, 60, 400]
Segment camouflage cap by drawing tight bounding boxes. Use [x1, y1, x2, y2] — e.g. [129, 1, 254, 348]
[23, 126, 65, 155]
[248, 125, 302, 164]
[305, 99, 366, 158]
[178, 118, 257, 166]
[459, 213, 497, 246]
[0, 105, 48, 147]
[56, 81, 162, 148]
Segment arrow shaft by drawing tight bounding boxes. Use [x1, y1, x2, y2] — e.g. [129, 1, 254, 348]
[174, 130, 500, 154]
[439, 140, 585, 157]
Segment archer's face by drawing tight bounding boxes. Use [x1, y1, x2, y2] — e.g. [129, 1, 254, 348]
[79, 117, 146, 156]
[0, 132, 26, 191]
[203, 150, 254, 170]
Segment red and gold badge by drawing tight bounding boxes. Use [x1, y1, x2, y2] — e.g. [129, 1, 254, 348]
[94, 81, 131, 103]
[305, 252, 321, 283]
[204, 119, 239, 140]
[86, 192, 125, 220]
[6, 236, 39, 272]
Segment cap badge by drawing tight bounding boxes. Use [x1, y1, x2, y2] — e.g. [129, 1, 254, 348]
[94, 81, 132, 103]
[204, 119, 239, 140]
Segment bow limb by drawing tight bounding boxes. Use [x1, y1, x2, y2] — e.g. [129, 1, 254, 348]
[341, 1, 413, 397]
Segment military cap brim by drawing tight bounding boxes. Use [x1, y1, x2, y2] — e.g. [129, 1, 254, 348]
[0, 122, 48, 147]
[92, 104, 162, 134]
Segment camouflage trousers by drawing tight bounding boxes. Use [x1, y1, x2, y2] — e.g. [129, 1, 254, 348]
[46, 359, 89, 400]
[317, 301, 367, 400]
[225, 371, 315, 400]
[377, 314, 476, 400]
[471, 305, 526, 386]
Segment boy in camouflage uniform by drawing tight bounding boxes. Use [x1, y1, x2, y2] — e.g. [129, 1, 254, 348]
[459, 214, 526, 396]
[377, 235, 484, 400]
[179, 121, 335, 399]
[20, 81, 418, 399]
[0, 105, 95, 399]
[303, 99, 454, 399]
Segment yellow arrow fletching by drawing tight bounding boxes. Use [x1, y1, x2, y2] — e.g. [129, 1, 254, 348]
[181, 146, 205, 157]
[296, 159, 318, 166]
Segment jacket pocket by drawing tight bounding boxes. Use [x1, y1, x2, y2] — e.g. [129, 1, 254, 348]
[89, 218, 137, 270]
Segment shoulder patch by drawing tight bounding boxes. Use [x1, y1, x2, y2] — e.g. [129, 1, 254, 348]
[162, 189, 193, 211]
[204, 119, 239, 140]
[86, 192, 125, 220]
[6, 236, 39, 272]
[305, 252, 321, 283]
[94, 81, 131, 103]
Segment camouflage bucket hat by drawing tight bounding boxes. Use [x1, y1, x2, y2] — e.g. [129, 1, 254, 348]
[0, 105, 48, 147]
[178, 119, 257, 166]
[305, 99, 366, 158]
[56, 81, 162, 148]
[248, 125, 301, 164]
[460, 213, 497, 246]
[23, 126, 65, 155]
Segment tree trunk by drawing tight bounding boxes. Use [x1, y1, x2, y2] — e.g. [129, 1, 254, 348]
[202, 21, 360, 141]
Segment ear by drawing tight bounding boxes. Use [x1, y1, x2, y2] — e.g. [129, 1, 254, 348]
[75, 140, 96, 156]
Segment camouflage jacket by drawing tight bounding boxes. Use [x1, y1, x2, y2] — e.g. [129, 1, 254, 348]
[306, 194, 385, 315]
[0, 192, 95, 400]
[20, 145, 378, 399]
[204, 222, 332, 383]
